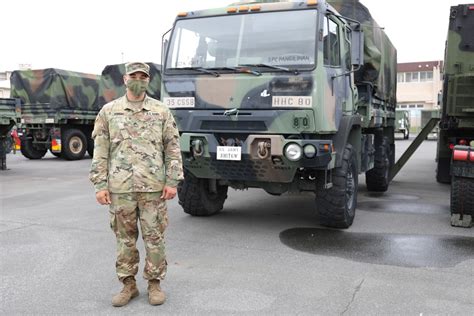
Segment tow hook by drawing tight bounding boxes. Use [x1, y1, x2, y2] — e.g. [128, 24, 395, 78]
[257, 141, 271, 159]
[191, 139, 204, 157]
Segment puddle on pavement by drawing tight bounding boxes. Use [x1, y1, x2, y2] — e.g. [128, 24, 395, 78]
[279, 228, 474, 268]
[357, 201, 447, 214]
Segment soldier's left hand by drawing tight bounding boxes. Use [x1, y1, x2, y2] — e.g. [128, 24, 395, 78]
[161, 186, 177, 200]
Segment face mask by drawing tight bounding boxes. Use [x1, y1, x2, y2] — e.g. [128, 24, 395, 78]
[126, 79, 149, 97]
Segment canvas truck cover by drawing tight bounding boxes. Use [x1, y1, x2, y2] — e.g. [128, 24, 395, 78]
[328, 0, 397, 105]
[10, 69, 100, 111]
[98, 63, 162, 106]
[443, 4, 474, 117]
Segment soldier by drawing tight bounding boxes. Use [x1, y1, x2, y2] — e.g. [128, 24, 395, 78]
[89, 62, 183, 307]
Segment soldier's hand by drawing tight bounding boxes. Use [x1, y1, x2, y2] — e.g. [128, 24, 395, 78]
[96, 190, 111, 205]
[161, 186, 177, 200]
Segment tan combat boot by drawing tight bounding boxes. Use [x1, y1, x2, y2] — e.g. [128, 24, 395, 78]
[148, 279, 166, 305]
[111, 276, 139, 307]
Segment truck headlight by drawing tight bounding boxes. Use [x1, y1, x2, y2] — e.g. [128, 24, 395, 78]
[284, 143, 302, 161]
[303, 144, 317, 158]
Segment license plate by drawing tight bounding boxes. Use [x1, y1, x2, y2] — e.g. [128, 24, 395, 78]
[216, 146, 241, 161]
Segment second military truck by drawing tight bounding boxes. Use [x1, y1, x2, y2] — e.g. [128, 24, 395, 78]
[162, 0, 397, 228]
[10, 64, 162, 160]
[437, 4, 474, 227]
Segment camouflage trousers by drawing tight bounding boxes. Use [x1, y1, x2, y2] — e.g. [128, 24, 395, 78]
[109, 192, 168, 281]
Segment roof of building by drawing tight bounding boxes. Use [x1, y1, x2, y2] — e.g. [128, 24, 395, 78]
[397, 61, 443, 72]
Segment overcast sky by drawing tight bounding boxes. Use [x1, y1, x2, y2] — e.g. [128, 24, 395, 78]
[0, 0, 462, 74]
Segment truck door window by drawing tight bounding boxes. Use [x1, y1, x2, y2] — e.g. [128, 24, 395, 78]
[323, 17, 341, 67]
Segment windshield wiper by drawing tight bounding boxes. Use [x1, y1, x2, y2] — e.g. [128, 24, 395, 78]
[168, 67, 220, 77]
[208, 67, 261, 76]
[238, 63, 299, 75]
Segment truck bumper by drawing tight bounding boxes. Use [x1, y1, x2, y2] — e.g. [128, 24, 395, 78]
[180, 133, 334, 183]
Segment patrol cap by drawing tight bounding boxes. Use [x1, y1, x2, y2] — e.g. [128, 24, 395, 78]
[125, 62, 150, 77]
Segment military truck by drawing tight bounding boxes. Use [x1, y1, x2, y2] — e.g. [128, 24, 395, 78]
[161, 0, 396, 228]
[436, 4, 474, 227]
[0, 98, 21, 169]
[10, 64, 161, 160]
[11, 69, 101, 160]
[395, 110, 410, 139]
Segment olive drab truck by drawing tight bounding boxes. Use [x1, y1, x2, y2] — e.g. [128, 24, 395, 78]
[11, 69, 101, 160]
[437, 4, 474, 228]
[162, 0, 396, 228]
[0, 98, 21, 169]
[395, 110, 410, 139]
[10, 64, 161, 161]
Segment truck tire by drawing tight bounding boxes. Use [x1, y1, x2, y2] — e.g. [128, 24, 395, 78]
[450, 175, 473, 227]
[20, 138, 47, 160]
[436, 157, 451, 184]
[366, 136, 390, 192]
[316, 144, 358, 229]
[62, 129, 87, 160]
[87, 138, 94, 158]
[178, 170, 228, 216]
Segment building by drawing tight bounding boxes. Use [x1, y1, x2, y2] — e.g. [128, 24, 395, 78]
[396, 61, 443, 130]
[0, 71, 12, 98]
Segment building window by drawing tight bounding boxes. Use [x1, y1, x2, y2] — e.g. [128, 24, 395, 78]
[0, 73, 7, 81]
[397, 71, 433, 83]
[420, 71, 433, 82]
[416, 104, 424, 108]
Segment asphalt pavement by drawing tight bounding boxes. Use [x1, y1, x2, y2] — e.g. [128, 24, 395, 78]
[0, 139, 473, 315]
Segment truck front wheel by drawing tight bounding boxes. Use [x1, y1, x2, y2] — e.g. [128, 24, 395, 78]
[178, 171, 228, 216]
[366, 136, 390, 192]
[20, 137, 47, 159]
[62, 129, 87, 160]
[316, 144, 358, 229]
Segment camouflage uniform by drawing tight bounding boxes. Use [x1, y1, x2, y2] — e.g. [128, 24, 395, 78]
[89, 91, 183, 281]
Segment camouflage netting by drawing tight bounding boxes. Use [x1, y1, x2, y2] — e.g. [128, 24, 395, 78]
[99, 63, 161, 106]
[327, 0, 397, 105]
[10, 69, 101, 110]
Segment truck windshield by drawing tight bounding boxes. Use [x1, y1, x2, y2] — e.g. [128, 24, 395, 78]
[165, 10, 317, 73]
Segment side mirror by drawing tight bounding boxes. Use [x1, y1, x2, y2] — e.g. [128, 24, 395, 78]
[351, 26, 364, 67]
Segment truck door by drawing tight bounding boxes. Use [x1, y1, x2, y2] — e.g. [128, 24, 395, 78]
[323, 16, 344, 129]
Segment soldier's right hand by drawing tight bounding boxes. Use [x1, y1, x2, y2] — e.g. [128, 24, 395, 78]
[96, 190, 111, 205]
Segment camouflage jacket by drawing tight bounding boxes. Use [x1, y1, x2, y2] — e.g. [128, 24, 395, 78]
[89, 95, 183, 193]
